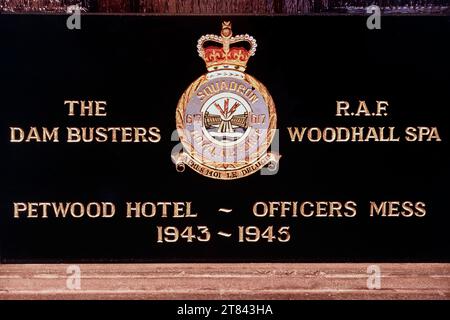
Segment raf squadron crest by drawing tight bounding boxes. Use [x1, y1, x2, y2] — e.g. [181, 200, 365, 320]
[174, 21, 279, 179]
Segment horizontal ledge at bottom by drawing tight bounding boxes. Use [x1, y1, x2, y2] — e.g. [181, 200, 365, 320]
[1, 263, 449, 300]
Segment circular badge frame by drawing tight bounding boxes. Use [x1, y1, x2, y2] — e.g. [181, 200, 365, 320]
[175, 73, 277, 180]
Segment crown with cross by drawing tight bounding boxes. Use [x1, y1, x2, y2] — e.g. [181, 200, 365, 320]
[197, 21, 257, 72]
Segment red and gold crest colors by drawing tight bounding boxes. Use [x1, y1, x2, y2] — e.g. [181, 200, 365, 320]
[174, 22, 279, 179]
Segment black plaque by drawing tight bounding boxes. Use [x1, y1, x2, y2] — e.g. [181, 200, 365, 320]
[0, 15, 448, 263]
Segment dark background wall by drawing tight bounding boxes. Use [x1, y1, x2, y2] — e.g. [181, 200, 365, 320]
[1, 0, 449, 13]
[110, 0, 448, 14]
[99, 0, 315, 13]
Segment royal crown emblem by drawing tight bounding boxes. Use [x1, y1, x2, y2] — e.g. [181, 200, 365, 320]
[197, 21, 257, 72]
[174, 21, 279, 179]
